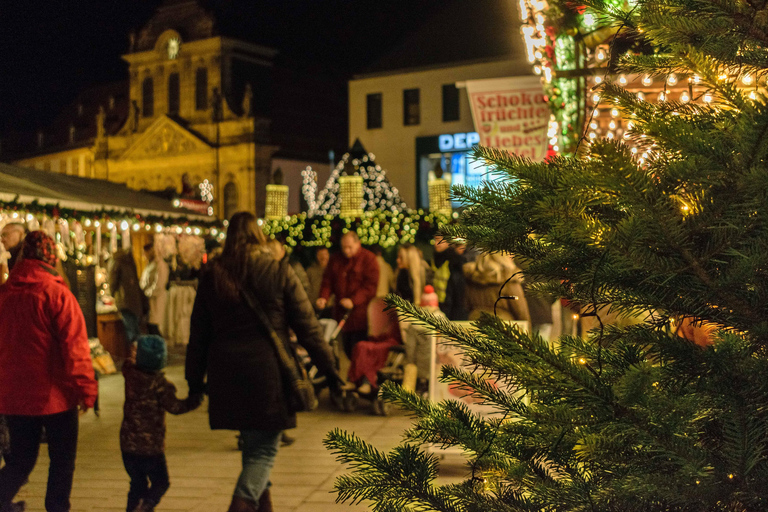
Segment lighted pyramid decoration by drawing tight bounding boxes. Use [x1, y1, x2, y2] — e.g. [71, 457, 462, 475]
[303, 139, 407, 217]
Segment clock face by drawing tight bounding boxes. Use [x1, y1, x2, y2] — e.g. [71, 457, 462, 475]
[167, 37, 181, 60]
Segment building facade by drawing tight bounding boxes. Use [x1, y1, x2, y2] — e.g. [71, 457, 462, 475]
[10, 0, 335, 219]
[348, 0, 531, 209]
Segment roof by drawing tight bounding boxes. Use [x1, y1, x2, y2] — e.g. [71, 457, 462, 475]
[360, 0, 530, 77]
[0, 162, 209, 220]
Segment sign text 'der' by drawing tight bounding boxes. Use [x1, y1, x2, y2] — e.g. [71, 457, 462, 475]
[438, 132, 481, 152]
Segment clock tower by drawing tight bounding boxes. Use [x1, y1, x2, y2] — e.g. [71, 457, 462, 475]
[94, 0, 279, 218]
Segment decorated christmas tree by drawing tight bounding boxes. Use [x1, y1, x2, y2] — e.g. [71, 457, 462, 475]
[325, 1, 768, 510]
[303, 139, 407, 216]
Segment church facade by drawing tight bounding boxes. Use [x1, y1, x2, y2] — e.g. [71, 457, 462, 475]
[12, 1, 283, 219]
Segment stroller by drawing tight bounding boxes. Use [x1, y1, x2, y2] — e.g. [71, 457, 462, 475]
[335, 297, 406, 416]
[299, 309, 350, 396]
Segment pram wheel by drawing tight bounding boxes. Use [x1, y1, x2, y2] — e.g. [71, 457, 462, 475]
[343, 393, 358, 412]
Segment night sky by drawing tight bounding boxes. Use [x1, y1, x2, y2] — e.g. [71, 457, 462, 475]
[0, 0, 448, 134]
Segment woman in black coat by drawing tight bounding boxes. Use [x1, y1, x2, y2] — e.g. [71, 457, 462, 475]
[185, 212, 342, 512]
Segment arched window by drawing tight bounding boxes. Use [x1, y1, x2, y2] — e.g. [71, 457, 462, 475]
[168, 72, 180, 115]
[142, 77, 154, 117]
[224, 182, 239, 220]
[195, 68, 208, 111]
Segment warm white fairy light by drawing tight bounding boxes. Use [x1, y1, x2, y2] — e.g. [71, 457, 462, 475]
[590, 121, 598, 129]
[643, 75, 652, 86]
[667, 74, 677, 85]
[611, 108, 619, 117]
[619, 75, 627, 85]
[693, 75, 701, 83]
[534, 65, 542, 75]
[606, 132, 615, 139]
[631, 147, 638, 154]
[609, 120, 616, 130]
[596, 49, 606, 61]
[637, 92, 645, 101]
[704, 93, 713, 103]
[750, 90, 757, 100]
[681, 91, 690, 102]
[199, 179, 214, 204]
[592, 93, 600, 102]
[743, 74, 753, 85]
[589, 132, 597, 139]
[658, 92, 666, 101]
[594, 75, 603, 84]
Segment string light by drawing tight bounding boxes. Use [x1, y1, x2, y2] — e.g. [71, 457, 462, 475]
[667, 74, 677, 85]
[619, 75, 627, 85]
[199, 179, 214, 204]
[681, 91, 690, 102]
[642, 75, 652, 86]
[594, 75, 603, 84]
[611, 108, 619, 117]
[637, 92, 645, 101]
[703, 93, 713, 103]
[743, 74, 753, 85]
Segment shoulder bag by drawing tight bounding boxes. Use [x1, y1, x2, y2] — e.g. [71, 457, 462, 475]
[240, 287, 318, 412]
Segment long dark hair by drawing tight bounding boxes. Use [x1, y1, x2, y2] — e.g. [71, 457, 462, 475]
[212, 211, 267, 301]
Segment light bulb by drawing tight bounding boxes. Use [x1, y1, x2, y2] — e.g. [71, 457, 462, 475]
[590, 121, 598, 129]
[667, 74, 677, 85]
[643, 75, 652, 86]
[589, 132, 597, 139]
[534, 65, 542, 75]
[592, 93, 600, 102]
[606, 132, 615, 139]
[704, 93, 713, 103]
[594, 75, 603, 84]
[611, 108, 619, 117]
[631, 147, 638, 154]
[750, 90, 757, 100]
[609, 121, 616, 129]
[743, 74, 753, 85]
[658, 92, 666, 101]
[637, 92, 645, 101]
[681, 91, 690, 102]
[619, 75, 627, 85]
[693, 75, 701, 83]
[596, 50, 606, 61]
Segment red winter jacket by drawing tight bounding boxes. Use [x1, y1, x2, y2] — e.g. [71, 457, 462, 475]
[319, 248, 379, 333]
[0, 259, 97, 415]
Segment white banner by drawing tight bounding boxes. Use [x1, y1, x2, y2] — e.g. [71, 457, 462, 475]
[465, 76, 549, 161]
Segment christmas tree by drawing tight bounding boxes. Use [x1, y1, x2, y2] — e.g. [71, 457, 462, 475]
[305, 139, 407, 217]
[325, 1, 768, 510]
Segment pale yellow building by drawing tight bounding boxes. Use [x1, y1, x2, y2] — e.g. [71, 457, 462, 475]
[10, 0, 335, 218]
[348, 0, 531, 208]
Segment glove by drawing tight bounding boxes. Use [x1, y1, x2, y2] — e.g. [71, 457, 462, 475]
[186, 392, 205, 409]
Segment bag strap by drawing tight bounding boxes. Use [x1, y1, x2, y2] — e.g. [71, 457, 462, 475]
[240, 287, 302, 382]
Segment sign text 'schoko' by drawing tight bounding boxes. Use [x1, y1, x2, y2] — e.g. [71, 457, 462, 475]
[465, 76, 549, 161]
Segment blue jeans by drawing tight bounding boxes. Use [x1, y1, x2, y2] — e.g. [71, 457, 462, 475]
[234, 430, 281, 503]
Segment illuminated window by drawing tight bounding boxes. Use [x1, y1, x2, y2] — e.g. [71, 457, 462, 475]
[442, 84, 460, 122]
[168, 72, 180, 115]
[195, 68, 208, 111]
[142, 77, 154, 117]
[366, 93, 382, 129]
[224, 182, 239, 220]
[403, 88, 420, 126]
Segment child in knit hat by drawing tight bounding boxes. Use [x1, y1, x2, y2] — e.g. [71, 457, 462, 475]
[120, 335, 202, 512]
[403, 285, 446, 394]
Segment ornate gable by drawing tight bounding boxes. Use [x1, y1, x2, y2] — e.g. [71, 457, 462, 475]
[121, 116, 211, 160]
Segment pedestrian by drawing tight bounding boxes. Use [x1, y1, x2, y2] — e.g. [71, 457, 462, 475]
[394, 243, 431, 306]
[305, 247, 329, 307]
[370, 245, 394, 298]
[429, 235, 468, 321]
[0, 231, 98, 512]
[316, 232, 379, 357]
[403, 285, 446, 393]
[140, 242, 169, 336]
[186, 212, 343, 512]
[0, 222, 25, 283]
[121, 335, 202, 512]
[110, 249, 147, 336]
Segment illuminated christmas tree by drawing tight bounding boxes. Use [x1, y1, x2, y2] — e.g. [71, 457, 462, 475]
[304, 139, 407, 217]
[326, 1, 768, 510]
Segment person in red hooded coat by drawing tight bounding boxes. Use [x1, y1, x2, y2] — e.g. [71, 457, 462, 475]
[0, 231, 97, 512]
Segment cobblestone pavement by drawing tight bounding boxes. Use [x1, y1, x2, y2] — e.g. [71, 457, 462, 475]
[13, 361, 468, 511]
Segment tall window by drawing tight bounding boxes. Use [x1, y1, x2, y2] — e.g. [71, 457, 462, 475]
[366, 93, 382, 129]
[195, 68, 208, 111]
[224, 182, 239, 220]
[403, 88, 420, 126]
[168, 72, 180, 115]
[142, 77, 154, 117]
[442, 84, 460, 122]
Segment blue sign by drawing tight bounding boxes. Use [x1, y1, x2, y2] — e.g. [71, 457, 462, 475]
[438, 132, 481, 152]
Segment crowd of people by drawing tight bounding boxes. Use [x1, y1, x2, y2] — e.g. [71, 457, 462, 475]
[0, 213, 558, 512]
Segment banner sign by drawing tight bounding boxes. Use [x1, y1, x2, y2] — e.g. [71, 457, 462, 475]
[465, 76, 549, 160]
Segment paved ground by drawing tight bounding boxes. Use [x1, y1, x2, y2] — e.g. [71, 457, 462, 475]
[12, 360, 469, 511]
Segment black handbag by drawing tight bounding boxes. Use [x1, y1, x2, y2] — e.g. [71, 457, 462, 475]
[240, 287, 318, 412]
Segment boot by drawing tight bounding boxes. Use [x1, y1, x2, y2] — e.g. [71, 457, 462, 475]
[0, 502, 25, 512]
[226, 495, 258, 512]
[258, 489, 273, 512]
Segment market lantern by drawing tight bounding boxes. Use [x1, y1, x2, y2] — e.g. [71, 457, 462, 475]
[265, 167, 289, 220]
[428, 160, 452, 215]
[338, 161, 364, 219]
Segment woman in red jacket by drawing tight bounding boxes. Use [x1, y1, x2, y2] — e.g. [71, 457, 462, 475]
[0, 231, 98, 512]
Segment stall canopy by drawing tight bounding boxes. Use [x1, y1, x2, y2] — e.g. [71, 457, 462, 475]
[0, 162, 208, 220]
